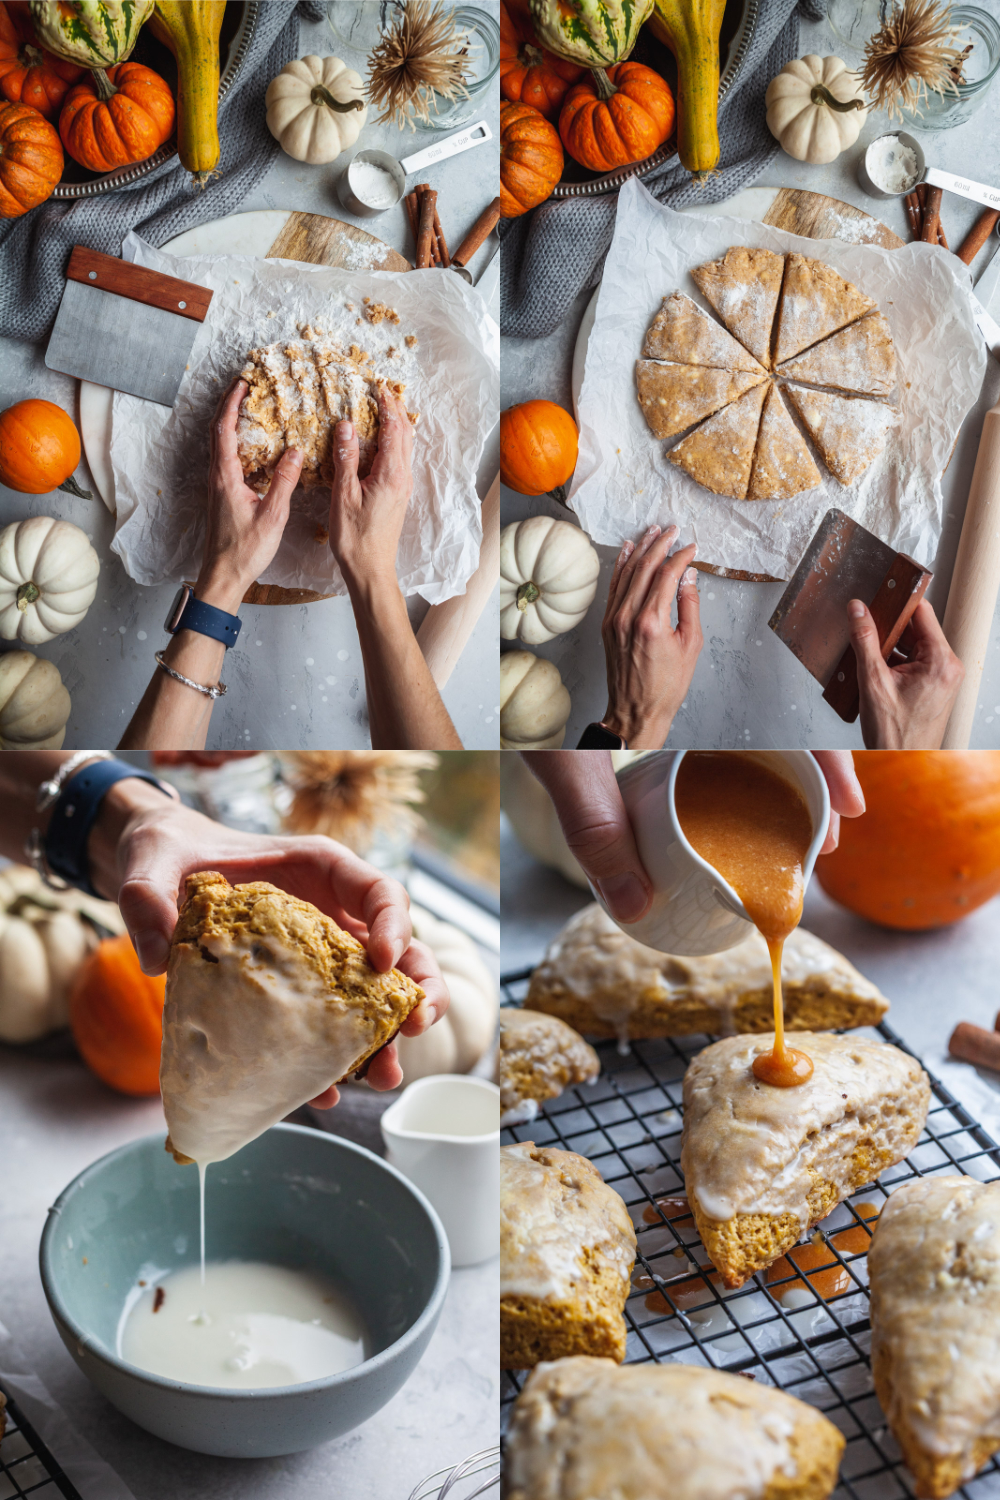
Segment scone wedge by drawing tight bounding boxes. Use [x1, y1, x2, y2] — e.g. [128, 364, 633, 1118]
[682, 1033, 929, 1288]
[747, 382, 821, 501]
[784, 385, 895, 486]
[526, 903, 889, 1041]
[774, 254, 875, 366]
[635, 359, 765, 441]
[668, 381, 767, 499]
[776, 310, 896, 397]
[691, 247, 785, 369]
[161, 871, 423, 1166]
[642, 291, 767, 372]
[498, 1009, 599, 1126]
[870, 1175, 1000, 1499]
[501, 1143, 636, 1369]
[504, 1357, 845, 1500]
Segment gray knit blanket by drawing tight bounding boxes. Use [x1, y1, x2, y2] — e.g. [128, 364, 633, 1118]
[501, 0, 827, 339]
[0, 0, 328, 343]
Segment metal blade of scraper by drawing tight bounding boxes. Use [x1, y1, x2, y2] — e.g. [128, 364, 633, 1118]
[768, 509, 932, 722]
[46, 245, 213, 408]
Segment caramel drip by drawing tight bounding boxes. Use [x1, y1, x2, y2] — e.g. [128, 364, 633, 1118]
[766, 1203, 880, 1302]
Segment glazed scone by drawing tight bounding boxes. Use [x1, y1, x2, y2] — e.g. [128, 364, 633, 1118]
[869, 1176, 1000, 1499]
[504, 1357, 846, 1500]
[682, 1032, 930, 1288]
[690, 247, 786, 369]
[642, 291, 766, 373]
[525, 903, 889, 1042]
[501, 1143, 636, 1369]
[498, 1009, 599, 1126]
[161, 871, 423, 1166]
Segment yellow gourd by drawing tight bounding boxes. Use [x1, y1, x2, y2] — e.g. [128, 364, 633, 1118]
[146, 0, 225, 184]
[645, 0, 725, 175]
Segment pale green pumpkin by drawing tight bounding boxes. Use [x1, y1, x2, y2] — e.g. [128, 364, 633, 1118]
[528, 0, 653, 68]
[29, 0, 153, 69]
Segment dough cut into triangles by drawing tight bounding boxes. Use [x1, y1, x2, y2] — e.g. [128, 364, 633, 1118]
[681, 1031, 930, 1288]
[870, 1176, 1000, 1500]
[642, 291, 766, 372]
[747, 383, 822, 501]
[777, 310, 896, 397]
[784, 385, 895, 486]
[774, 253, 876, 365]
[160, 871, 423, 1166]
[691, 247, 785, 369]
[668, 382, 767, 499]
[635, 359, 766, 441]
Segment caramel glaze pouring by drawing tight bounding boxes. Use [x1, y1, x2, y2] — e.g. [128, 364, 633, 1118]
[675, 752, 815, 1087]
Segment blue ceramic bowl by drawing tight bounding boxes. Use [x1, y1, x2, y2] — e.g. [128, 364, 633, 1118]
[39, 1125, 450, 1457]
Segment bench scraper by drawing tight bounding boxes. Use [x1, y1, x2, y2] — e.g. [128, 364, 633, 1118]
[45, 245, 213, 407]
[768, 508, 932, 723]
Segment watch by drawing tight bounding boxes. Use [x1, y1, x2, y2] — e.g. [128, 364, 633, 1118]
[577, 723, 627, 749]
[165, 586, 242, 648]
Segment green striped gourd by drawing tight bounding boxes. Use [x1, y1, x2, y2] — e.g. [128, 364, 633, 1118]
[528, 0, 653, 68]
[28, 1, 153, 69]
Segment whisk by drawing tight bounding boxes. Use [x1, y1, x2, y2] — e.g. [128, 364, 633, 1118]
[408, 1444, 500, 1500]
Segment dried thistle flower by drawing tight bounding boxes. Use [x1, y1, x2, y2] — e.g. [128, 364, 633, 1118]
[278, 751, 437, 852]
[367, 0, 471, 131]
[860, 0, 967, 119]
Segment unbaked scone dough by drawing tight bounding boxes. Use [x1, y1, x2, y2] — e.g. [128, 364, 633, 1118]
[784, 385, 896, 486]
[691, 247, 785, 369]
[747, 382, 821, 501]
[773, 253, 876, 366]
[635, 360, 765, 441]
[668, 381, 767, 499]
[776, 310, 896, 397]
[642, 291, 766, 373]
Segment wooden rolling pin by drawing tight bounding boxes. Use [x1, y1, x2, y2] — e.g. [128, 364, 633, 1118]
[417, 473, 500, 686]
[942, 387, 1000, 747]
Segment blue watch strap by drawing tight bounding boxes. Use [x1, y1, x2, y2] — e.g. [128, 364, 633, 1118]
[172, 594, 241, 648]
[45, 759, 172, 898]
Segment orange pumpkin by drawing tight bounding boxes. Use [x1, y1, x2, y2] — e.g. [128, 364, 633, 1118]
[500, 1, 582, 121]
[817, 751, 1000, 931]
[500, 100, 563, 219]
[559, 61, 675, 172]
[501, 399, 579, 500]
[0, 98, 62, 215]
[0, 398, 85, 493]
[69, 934, 166, 1096]
[59, 61, 175, 172]
[0, 3, 82, 118]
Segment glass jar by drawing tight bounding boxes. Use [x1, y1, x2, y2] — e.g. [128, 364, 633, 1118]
[413, 5, 500, 132]
[898, 6, 1000, 130]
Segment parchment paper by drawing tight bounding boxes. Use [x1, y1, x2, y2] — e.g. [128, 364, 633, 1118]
[571, 177, 986, 580]
[109, 232, 499, 603]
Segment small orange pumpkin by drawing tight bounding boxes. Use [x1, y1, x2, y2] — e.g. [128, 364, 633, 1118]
[0, 2, 82, 118]
[500, 2, 582, 121]
[817, 750, 1000, 931]
[500, 399, 579, 501]
[559, 61, 675, 172]
[0, 98, 62, 216]
[0, 398, 89, 494]
[500, 100, 563, 219]
[69, 934, 166, 1096]
[59, 60, 174, 172]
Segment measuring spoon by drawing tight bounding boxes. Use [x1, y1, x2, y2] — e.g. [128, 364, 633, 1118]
[337, 120, 493, 219]
[858, 131, 1000, 212]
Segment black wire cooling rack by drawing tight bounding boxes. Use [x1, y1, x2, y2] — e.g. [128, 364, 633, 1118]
[500, 966, 1000, 1500]
[0, 1389, 82, 1500]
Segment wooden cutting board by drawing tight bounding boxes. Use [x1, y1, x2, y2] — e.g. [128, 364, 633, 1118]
[244, 212, 412, 607]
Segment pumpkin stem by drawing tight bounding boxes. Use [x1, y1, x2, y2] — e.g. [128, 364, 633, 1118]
[16, 581, 39, 612]
[590, 67, 617, 101]
[549, 484, 569, 506]
[91, 67, 117, 101]
[810, 83, 866, 113]
[310, 84, 366, 115]
[516, 581, 541, 611]
[58, 474, 93, 499]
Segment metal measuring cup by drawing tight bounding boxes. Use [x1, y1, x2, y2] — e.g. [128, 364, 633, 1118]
[856, 131, 926, 200]
[337, 119, 493, 218]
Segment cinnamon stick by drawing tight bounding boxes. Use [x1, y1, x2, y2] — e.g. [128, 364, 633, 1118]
[956, 207, 1000, 265]
[415, 183, 442, 266]
[937, 219, 949, 251]
[949, 1021, 1000, 1072]
[404, 190, 420, 245]
[904, 190, 921, 238]
[415, 185, 438, 270]
[921, 184, 943, 244]
[433, 203, 450, 266]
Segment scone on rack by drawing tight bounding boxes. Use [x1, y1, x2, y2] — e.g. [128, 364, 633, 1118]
[498, 1009, 599, 1126]
[525, 903, 889, 1042]
[160, 871, 423, 1166]
[682, 1032, 930, 1289]
[501, 1143, 636, 1369]
[504, 1356, 845, 1500]
[869, 1176, 1000, 1499]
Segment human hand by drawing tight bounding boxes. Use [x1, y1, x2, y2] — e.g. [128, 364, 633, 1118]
[600, 524, 702, 749]
[848, 598, 963, 749]
[328, 385, 413, 594]
[812, 750, 865, 854]
[195, 378, 303, 611]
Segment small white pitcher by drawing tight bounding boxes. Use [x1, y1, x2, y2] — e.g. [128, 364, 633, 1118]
[592, 750, 831, 957]
[380, 1076, 500, 1268]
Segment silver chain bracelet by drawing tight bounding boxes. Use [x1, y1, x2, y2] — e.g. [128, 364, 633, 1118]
[154, 650, 227, 700]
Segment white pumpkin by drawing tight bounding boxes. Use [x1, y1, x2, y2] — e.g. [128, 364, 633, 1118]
[0, 865, 125, 1043]
[500, 516, 600, 645]
[0, 516, 100, 644]
[396, 905, 498, 1083]
[0, 650, 71, 749]
[500, 650, 571, 750]
[265, 55, 368, 164]
[501, 750, 649, 886]
[765, 56, 868, 165]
